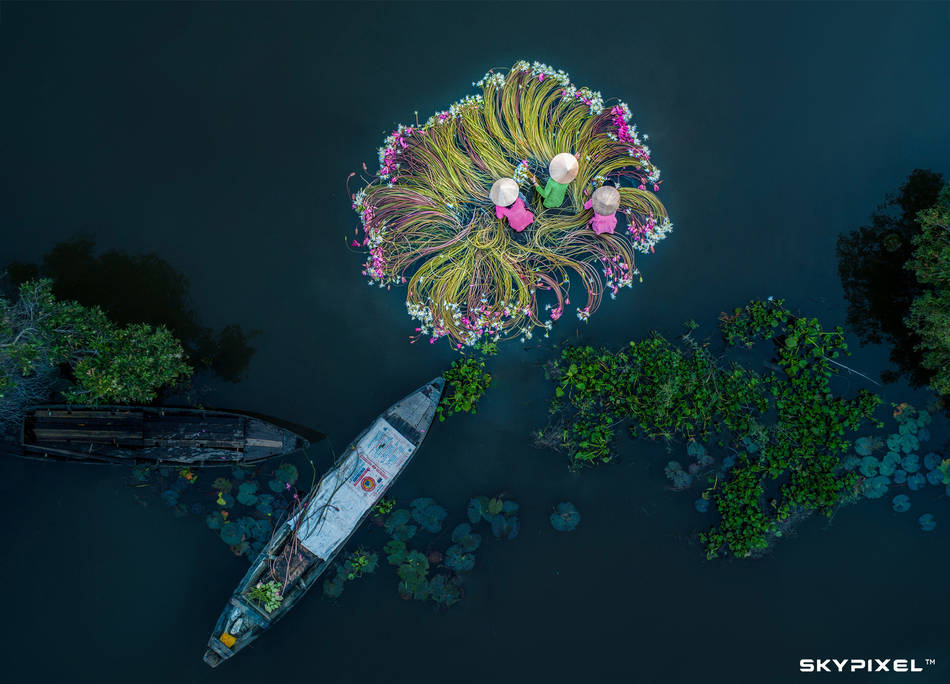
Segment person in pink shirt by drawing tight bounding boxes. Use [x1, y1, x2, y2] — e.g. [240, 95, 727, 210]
[491, 178, 534, 232]
[584, 184, 620, 235]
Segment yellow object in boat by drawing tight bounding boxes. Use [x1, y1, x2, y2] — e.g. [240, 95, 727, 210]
[219, 632, 237, 648]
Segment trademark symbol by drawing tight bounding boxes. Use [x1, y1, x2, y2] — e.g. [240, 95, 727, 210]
[926, 659, 936, 666]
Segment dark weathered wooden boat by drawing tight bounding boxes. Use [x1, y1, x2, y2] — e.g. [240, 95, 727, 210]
[20, 405, 310, 466]
[202, 377, 445, 667]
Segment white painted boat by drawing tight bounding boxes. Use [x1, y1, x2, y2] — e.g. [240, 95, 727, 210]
[202, 377, 445, 667]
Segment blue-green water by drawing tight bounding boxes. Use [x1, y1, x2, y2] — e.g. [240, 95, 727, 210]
[2, 2, 950, 682]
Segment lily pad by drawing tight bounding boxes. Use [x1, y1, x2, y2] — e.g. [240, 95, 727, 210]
[861, 475, 890, 499]
[550, 502, 581, 531]
[907, 472, 927, 491]
[918, 513, 936, 532]
[891, 494, 911, 513]
[410, 498, 447, 533]
[450, 523, 482, 552]
[859, 456, 879, 477]
[444, 544, 476, 572]
[854, 436, 875, 456]
[901, 454, 920, 473]
[490, 514, 520, 540]
[892, 469, 908, 485]
[236, 481, 259, 506]
[926, 470, 943, 486]
[694, 498, 710, 513]
[923, 453, 941, 471]
[220, 522, 243, 546]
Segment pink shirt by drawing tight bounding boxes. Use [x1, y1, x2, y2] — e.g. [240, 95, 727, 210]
[584, 199, 618, 235]
[496, 198, 534, 232]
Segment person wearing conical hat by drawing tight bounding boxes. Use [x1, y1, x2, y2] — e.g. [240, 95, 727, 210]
[583, 184, 620, 235]
[491, 178, 534, 232]
[534, 153, 578, 209]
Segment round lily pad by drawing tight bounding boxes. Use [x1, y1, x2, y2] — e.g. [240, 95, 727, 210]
[694, 498, 710, 513]
[907, 472, 927, 491]
[891, 494, 911, 513]
[550, 502, 581, 531]
[918, 513, 936, 532]
[220, 522, 243, 546]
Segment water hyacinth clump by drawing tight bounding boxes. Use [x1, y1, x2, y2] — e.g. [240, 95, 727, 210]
[550, 502, 581, 531]
[352, 60, 670, 349]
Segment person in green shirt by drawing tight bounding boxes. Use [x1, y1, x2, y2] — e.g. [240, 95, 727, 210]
[535, 152, 579, 208]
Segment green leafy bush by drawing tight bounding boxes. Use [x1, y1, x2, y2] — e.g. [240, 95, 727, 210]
[0, 279, 191, 414]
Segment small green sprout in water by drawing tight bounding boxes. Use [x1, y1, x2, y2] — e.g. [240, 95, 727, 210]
[247, 580, 283, 613]
[373, 497, 396, 516]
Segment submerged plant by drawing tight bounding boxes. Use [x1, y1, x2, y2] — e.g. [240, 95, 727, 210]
[352, 60, 670, 349]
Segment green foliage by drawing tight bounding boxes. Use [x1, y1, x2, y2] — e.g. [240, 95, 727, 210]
[905, 185, 950, 395]
[836, 169, 945, 388]
[541, 299, 882, 559]
[246, 580, 283, 613]
[437, 358, 491, 420]
[542, 329, 767, 466]
[0, 279, 192, 411]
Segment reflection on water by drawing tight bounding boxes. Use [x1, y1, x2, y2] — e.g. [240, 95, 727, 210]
[5, 236, 259, 383]
[836, 169, 945, 388]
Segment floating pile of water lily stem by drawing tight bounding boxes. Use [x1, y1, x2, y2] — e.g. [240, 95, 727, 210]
[353, 60, 671, 348]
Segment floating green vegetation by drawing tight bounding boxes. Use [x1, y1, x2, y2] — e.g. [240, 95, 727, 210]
[0, 279, 192, 428]
[410, 497, 448, 533]
[539, 298, 884, 559]
[842, 402, 949, 528]
[322, 549, 379, 600]
[246, 580, 283, 614]
[333, 493, 520, 609]
[438, 358, 492, 420]
[352, 60, 670, 349]
[130, 462, 299, 558]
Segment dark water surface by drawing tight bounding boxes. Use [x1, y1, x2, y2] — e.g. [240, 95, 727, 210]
[2, 2, 950, 682]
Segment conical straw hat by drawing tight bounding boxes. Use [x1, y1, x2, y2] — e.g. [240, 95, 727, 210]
[549, 153, 579, 183]
[591, 185, 620, 215]
[490, 178, 519, 206]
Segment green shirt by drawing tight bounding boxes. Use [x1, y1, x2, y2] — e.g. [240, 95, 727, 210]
[536, 178, 569, 208]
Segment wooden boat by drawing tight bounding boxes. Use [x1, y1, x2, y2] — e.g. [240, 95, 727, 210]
[202, 377, 445, 667]
[20, 405, 310, 466]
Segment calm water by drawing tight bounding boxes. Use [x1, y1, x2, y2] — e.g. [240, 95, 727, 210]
[2, 2, 950, 682]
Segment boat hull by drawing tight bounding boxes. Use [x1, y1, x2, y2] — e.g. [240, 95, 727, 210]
[202, 377, 444, 666]
[19, 405, 310, 466]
